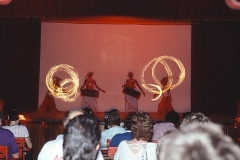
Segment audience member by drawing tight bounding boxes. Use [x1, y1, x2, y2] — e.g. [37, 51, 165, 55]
[0, 112, 20, 159]
[100, 109, 125, 148]
[156, 123, 240, 160]
[109, 112, 134, 147]
[114, 112, 157, 160]
[3, 109, 32, 149]
[38, 108, 104, 160]
[180, 112, 213, 128]
[152, 111, 180, 141]
[83, 107, 94, 115]
[63, 114, 101, 160]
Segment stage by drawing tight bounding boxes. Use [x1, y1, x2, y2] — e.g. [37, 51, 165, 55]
[21, 111, 166, 122]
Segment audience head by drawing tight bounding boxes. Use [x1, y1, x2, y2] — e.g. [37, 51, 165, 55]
[63, 114, 101, 160]
[131, 112, 153, 141]
[108, 109, 120, 126]
[83, 107, 94, 115]
[157, 123, 240, 160]
[165, 111, 180, 125]
[180, 112, 213, 128]
[63, 108, 86, 127]
[182, 111, 192, 119]
[9, 109, 19, 121]
[124, 112, 135, 130]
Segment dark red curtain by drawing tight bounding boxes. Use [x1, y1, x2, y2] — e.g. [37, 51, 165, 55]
[0, 18, 41, 113]
[192, 21, 240, 117]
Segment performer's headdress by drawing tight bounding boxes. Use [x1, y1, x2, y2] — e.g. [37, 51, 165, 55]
[87, 71, 93, 77]
[128, 72, 134, 77]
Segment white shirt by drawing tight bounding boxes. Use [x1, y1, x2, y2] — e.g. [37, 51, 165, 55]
[3, 125, 29, 138]
[38, 134, 104, 160]
[114, 141, 157, 160]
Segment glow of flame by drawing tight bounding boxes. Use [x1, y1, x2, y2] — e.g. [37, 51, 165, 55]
[141, 55, 185, 100]
[19, 115, 25, 120]
[46, 64, 80, 102]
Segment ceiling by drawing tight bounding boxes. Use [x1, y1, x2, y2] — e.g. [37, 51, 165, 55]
[0, 0, 240, 22]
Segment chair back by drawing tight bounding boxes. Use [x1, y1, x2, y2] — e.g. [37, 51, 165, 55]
[15, 138, 25, 160]
[107, 139, 111, 148]
[107, 147, 118, 156]
[106, 139, 118, 157]
[0, 145, 8, 160]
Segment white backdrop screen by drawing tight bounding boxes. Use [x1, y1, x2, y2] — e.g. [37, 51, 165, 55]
[39, 22, 191, 113]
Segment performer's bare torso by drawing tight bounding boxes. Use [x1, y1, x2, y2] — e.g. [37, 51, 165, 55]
[85, 78, 95, 90]
[126, 79, 137, 89]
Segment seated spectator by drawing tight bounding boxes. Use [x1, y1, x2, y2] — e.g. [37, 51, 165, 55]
[109, 112, 134, 147]
[152, 110, 180, 141]
[63, 114, 101, 160]
[156, 123, 240, 160]
[3, 109, 33, 160]
[0, 112, 20, 159]
[114, 112, 157, 160]
[180, 112, 213, 128]
[100, 109, 125, 148]
[3, 109, 32, 149]
[38, 108, 104, 160]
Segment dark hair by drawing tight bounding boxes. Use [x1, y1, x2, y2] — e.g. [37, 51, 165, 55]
[83, 107, 94, 115]
[63, 114, 101, 160]
[131, 112, 153, 141]
[124, 112, 135, 130]
[0, 112, 2, 119]
[9, 109, 19, 121]
[165, 111, 180, 125]
[108, 109, 120, 125]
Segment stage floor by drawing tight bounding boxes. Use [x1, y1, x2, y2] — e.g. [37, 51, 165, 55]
[21, 111, 165, 122]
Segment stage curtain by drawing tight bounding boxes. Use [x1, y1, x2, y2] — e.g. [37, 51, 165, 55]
[0, 18, 41, 113]
[191, 21, 240, 117]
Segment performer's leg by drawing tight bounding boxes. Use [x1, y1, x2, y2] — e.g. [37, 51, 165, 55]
[165, 96, 174, 113]
[81, 96, 98, 112]
[125, 95, 138, 113]
[157, 96, 167, 115]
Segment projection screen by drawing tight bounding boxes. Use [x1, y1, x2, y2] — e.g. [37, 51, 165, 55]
[39, 22, 191, 113]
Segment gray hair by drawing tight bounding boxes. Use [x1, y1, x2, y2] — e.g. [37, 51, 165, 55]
[157, 123, 240, 160]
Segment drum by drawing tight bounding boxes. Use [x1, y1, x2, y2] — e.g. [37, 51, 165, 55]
[81, 89, 99, 98]
[122, 87, 141, 100]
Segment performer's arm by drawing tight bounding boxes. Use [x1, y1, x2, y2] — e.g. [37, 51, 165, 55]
[135, 80, 145, 97]
[80, 80, 86, 90]
[122, 80, 128, 88]
[93, 80, 105, 93]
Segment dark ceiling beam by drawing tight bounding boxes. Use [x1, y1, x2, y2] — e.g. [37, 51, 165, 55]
[0, 0, 240, 21]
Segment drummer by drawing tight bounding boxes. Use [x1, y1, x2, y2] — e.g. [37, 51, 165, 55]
[80, 71, 105, 112]
[122, 72, 145, 112]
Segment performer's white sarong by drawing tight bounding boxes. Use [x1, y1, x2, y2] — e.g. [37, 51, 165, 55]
[124, 94, 138, 112]
[81, 96, 98, 111]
